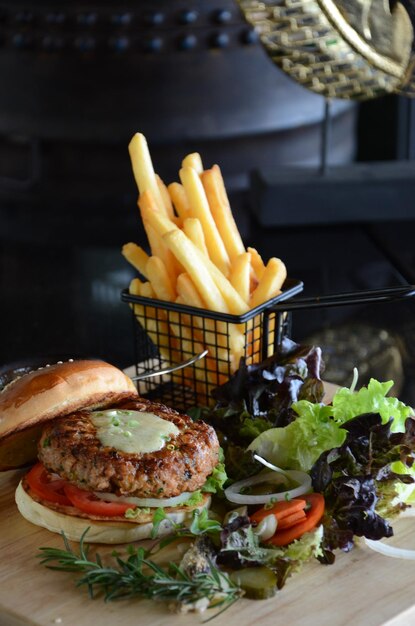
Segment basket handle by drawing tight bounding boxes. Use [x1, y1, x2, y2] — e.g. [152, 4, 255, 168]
[130, 349, 208, 382]
[268, 284, 415, 312]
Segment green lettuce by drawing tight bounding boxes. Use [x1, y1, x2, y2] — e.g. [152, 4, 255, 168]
[328, 379, 413, 432]
[202, 461, 227, 494]
[247, 403, 346, 471]
[275, 525, 324, 566]
[390, 460, 415, 505]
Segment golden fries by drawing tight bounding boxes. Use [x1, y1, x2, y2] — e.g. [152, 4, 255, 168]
[201, 165, 245, 261]
[230, 252, 251, 304]
[168, 182, 190, 221]
[146, 256, 176, 302]
[182, 152, 203, 174]
[128, 133, 165, 213]
[250, 258, 287, 309]
[183, 217, 209, 257]
[180, 166, 230, 276]
[163, 229, 228, 314]
[122, 243, 149, 278]
[123, 134, 289, 401]
[156, 174, 176, 222]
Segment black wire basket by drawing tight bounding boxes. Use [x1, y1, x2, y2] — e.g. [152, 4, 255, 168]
[122, 281, 415, 411]
[121, 277, 303, 410]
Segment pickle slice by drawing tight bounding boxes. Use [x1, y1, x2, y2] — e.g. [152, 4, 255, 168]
[229, 567, 277, 600]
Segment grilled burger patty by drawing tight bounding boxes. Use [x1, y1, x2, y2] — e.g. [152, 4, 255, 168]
[38, 398, 220, 498]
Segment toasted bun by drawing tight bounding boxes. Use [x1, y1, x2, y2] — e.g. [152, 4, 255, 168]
[0, 360, 138, 471]
[15, 482, 210, 544]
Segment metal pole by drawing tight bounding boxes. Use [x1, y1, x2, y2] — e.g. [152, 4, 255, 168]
[320, 98, 332, 175]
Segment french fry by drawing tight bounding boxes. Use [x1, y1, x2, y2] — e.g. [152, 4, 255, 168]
[162, 229, 228, 314]
[139, 191, 182, 280]
[182, 152, 203, 174]
[247, 247, 266, 282]
[168, 182, 190, 221]
[176, 273, 229, 363]
[176, 272, 205, 310]
[122, 243, 149, 278]
[139, 189, 174, 229]
[139, 280, 155, 298]
[145, 256, 176, 302]
[250, 258, 287, 309]
[128, 133, 165, 213]
[195, 250, 249, 316]
[163, 231, 246, 367]
[133, 280, 182, 367]
[230, 252, 251, 304]
[201, 165, 245, 262]
[179, 166, 230, 276]
[183, 217, 209, 257]
[143, 221, 180, 280]
[156, 174, 176, 222]
[129, 277, 143, 297]
[139, 190, 177, 235]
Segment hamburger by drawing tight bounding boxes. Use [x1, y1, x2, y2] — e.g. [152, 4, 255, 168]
[0, 359, 220, 544]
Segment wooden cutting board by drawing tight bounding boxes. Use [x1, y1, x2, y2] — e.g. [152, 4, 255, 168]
[2, 467, 415, 626]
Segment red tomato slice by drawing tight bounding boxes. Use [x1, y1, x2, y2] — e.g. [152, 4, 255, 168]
[64, 483, 132, 517]
[26, 463, 72, 506]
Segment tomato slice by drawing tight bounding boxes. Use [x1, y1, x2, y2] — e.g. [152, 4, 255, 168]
[64, 483, 132, 517]
[26, 463, 72, 506]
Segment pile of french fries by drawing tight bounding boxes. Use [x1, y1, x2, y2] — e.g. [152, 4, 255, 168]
[122, 133, 287, 393]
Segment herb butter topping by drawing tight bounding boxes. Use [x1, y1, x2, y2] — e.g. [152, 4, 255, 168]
[91, 409, 179, 454]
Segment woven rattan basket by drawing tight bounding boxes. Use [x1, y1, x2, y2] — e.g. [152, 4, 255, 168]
[239, 0, 414, 100]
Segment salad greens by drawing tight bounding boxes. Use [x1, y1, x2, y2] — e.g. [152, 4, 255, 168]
[208, 337, 325, 440]
[313, 413, 415, 542]
[208, 342, 415, 563]
[325, 379, 414, 432]
[247, 404, 346, 472]
[206, 338, 326, 480]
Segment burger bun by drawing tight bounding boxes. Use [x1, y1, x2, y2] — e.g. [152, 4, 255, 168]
[0, 359, 138, 471]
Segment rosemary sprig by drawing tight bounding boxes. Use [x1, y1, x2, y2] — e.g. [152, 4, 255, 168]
[38, 529, 241, 618]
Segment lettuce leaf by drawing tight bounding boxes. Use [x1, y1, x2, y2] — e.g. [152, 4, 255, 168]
[311, 413, 415, 544]
[389, 460, 415, 506]
[202, 461, 227, 494]
[247, 404, 346, 471]
[329, 379, 413, 432]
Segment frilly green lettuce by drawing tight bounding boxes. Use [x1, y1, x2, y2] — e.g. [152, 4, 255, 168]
[247, 403, 346, 471]
[328, 379, 413, 432]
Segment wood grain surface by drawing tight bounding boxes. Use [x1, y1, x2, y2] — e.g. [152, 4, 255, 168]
[2, 466, 415, 626]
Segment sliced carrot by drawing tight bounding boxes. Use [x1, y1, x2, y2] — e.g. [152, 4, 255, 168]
[267, 493, 325, 547]
[276, 509, 307, 530]
[250, 498, 306, 525]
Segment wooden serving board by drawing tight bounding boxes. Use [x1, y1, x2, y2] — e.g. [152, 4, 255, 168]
[2, 467, 415, 626]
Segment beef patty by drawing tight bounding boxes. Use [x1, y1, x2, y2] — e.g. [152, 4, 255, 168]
[38, 398, 220, 498]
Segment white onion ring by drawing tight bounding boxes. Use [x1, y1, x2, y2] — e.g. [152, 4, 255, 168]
[224, 470, 312, 505]
[94, 490, 193, 508]
[365, 537, 415, 560]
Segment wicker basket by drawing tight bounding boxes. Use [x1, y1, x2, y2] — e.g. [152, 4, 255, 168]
[238, 0, 414, 100]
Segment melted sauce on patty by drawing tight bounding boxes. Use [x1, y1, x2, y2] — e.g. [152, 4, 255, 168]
[90, 409, 180, 454]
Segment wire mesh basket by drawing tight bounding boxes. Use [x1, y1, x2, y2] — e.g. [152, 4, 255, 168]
[121, 278, 303, 410]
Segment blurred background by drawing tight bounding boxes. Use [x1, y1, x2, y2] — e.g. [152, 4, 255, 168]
[1, 1, 415, 402]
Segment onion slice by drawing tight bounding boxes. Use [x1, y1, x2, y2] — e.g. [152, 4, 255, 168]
[365, 537, 415, 560]
[94, 490, 194, 508]
[224, 470, 312, 505]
